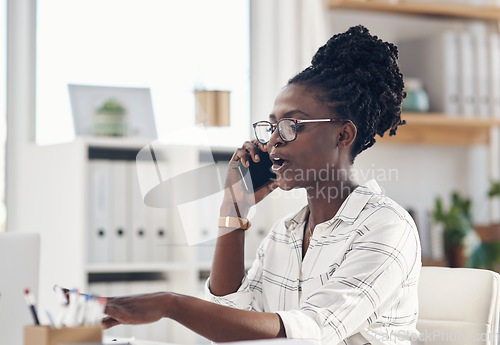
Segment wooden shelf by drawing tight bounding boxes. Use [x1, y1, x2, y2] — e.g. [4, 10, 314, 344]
[378, 113, 500, 145]
[328, 0, 500, 20]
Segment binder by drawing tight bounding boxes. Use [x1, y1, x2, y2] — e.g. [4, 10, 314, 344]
[88, 160, 111, 264]
[130, 160, 153, 263]
[397, 31, 460, 116]
[470, 23, 490, 117]
[109, 160, 131, 263]
[150, 206, 170, 262]
[490, 32, 500, 118]
[458, 30, 476, 117]
[195, 190, 221, 263]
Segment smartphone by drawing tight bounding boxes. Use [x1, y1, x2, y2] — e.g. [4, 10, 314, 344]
[237, 151, 276, 193]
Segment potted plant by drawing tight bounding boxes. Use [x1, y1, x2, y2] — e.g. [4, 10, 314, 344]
[432, 191, 473, 267]
[93, 98, 128, 137]
[469, 181, 500, 271]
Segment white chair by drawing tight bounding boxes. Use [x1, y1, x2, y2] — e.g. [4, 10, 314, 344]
[417, 266, 500, 345]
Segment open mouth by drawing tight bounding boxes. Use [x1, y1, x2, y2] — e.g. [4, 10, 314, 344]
[271, 156, 289, 173]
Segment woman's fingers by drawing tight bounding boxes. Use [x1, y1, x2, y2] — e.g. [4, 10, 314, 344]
[243, 141, 260, 163]
[103, 292, 172, 327]
[221, 140, 274, 214]
[232, 141, 260, 167]
[102, 316, 121, 329]
[256, 140, 268, 153]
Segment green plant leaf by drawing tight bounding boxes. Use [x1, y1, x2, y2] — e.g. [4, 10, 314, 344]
[431, 191, 472, 246]
[488, 180, 500, 199]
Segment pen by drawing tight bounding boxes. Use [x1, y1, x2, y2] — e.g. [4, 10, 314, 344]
[65, 288, 79, 327]
[24, 288, 40, 325]
[45, 310, 56, 328]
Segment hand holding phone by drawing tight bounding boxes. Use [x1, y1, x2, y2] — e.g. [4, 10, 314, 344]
[237, 151, 276, 193]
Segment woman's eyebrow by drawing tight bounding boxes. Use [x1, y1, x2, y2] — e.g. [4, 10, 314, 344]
[268, 110, 311, 120]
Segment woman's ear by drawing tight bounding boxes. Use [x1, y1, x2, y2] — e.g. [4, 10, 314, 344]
[338, 121, 357, 148]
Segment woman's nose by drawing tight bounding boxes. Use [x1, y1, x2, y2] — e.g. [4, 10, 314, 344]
[267, 128, 285, 151]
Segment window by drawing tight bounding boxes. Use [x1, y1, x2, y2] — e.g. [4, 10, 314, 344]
[36, 0, 250, 147]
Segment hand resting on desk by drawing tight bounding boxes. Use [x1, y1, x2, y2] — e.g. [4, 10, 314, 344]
[103, 292, 170, 328]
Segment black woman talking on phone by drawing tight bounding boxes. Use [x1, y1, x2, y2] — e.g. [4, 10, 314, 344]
[103, 25, 422, 345]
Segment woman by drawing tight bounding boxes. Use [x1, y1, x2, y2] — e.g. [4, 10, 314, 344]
[104, 25, 422, 345]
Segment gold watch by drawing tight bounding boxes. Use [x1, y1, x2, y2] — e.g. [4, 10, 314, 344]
[218, 216, 251, 230]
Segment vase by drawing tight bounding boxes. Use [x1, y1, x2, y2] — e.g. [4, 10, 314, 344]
[444, 240, 466, 268]
[402, 78, 430, 113]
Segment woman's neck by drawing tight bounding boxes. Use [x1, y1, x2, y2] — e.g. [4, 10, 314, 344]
[306, 178, 359, 229]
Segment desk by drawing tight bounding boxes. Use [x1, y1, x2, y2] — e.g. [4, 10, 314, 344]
[133, 341, 176, 345]
[104, 336, 175, 345]
[105, 338, 319, 345]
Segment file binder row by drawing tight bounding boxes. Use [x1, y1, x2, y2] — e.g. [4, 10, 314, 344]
[88, 159, 170, 264]
[398, 23, 500, 118]
[194, 160, 272, 264]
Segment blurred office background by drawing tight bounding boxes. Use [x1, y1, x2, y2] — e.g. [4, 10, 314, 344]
[3, 0, 500, 343]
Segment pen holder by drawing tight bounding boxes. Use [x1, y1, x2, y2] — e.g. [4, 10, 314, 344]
[24, 325, 102, 345]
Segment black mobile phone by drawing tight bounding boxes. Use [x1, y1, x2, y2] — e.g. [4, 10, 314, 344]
[237, 151, 276, 193]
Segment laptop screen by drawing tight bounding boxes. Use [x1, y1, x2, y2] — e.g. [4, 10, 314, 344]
[0, 232, 40, 345]
[68, 84, 157, 140]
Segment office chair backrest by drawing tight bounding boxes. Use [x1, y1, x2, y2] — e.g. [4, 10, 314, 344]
[417, 266, 500, 345]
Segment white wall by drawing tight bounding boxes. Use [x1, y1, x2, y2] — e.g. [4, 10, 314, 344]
[0, 0, 7, 232]
[6, 0, 37, 233]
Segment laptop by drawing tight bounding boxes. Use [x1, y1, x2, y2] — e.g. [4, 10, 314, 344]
[0, 232, 40, 345]
[68, 84, 157, 139]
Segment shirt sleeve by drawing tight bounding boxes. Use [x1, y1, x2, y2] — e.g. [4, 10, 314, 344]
[204, 232, 271, 312]
[277, 208, 421, 344]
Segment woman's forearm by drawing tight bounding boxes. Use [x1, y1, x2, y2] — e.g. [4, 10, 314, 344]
[166, 293, 286, 342]
[209, 203, 247, 296]
[104, 292, 286, 341]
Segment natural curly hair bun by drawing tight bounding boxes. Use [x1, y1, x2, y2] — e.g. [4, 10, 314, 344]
[289, 25, 406, 162]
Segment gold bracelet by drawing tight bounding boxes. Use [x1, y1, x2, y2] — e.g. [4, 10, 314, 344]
[218, 216, 251, 231]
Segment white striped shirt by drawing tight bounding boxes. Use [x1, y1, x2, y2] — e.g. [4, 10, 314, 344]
[206, 179, 422, 345]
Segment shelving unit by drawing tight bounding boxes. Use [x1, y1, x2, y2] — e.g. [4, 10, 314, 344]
[328, 0, 500, 20]
[12, 137, 209, 344]
[328, 1, 500, 147]
[378, 113, 500, 146]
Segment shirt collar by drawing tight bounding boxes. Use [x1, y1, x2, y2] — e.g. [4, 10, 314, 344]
[284, 204, 309, 230]
[284, 179, 382, 229]
[334, 179, 381, 224]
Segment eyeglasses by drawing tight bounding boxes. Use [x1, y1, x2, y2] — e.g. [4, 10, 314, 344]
[252, 118, 348, 144]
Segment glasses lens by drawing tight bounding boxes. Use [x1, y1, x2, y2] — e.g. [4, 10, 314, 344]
[278, 119, 297, 141]
[254, 122, 273, 144]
